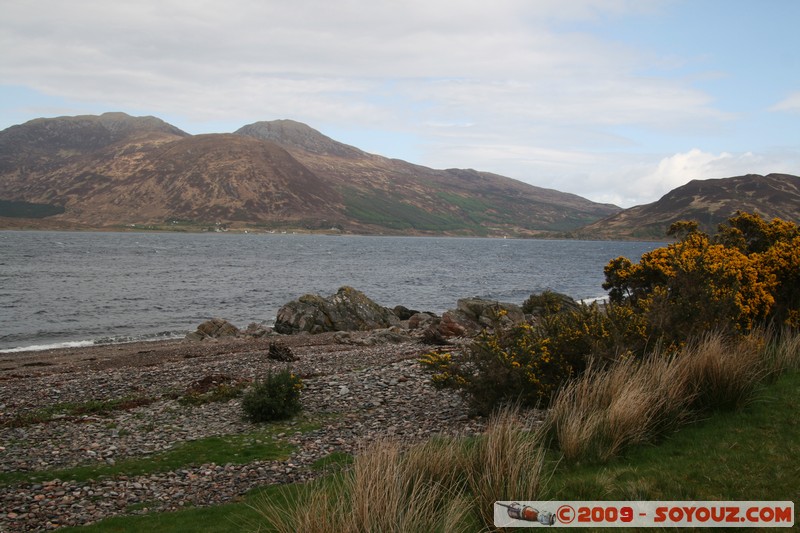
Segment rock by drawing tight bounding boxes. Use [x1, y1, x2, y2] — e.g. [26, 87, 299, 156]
[244, 322, 271, 338]
[185, 318, 240, 341]
[407, 312, 438, 330]
[268, 342, 297, 362]
[522, 291, 580, 317]
[454, 297, 525, 329]
[421, 298, 525, 341]
[420, 323, 452, 346]
[393, 305, 419, 321]
[274, 286, 400, 334]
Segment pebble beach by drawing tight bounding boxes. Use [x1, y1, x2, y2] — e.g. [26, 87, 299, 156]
[0, 333, 498, 531]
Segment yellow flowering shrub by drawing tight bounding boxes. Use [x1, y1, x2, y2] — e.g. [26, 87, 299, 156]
[419, 300, 653, 414]
[420, 212, 800, 415]
[603, 212, 799, 341]
[420, 323, 572, 414]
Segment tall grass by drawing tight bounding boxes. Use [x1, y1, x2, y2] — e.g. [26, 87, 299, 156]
[254, 408, 549, 532]
[466, 408, 548, 528]
[253, 329, 800, 531]
[546, 329, 800, 462]
[255, 437, 475, 533]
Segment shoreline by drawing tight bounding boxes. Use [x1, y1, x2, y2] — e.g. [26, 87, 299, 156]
[0, 333, 514, 530]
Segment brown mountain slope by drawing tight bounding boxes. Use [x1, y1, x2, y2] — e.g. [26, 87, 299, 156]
[0, 113, 619, 235]
[236, 120, 619, 234]
[579, 173, 800, 239]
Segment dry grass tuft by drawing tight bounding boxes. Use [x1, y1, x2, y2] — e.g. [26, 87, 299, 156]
[253, 410, 550, 532]
[254, 329, 800, 530]
[465, 407, 549, 528]
[545, 330, 784, 461]
[254, 437, 475, 533]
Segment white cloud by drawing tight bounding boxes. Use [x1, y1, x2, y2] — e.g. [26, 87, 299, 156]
[0, 0, 718, 135]
[770, 92, 800, 113]
[611, 149, 800, 207]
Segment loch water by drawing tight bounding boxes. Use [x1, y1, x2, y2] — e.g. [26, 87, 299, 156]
[0, 231, 663, 352]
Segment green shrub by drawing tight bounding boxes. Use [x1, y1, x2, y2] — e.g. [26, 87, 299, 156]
[242, 370, 303, 423]
[420, 324, 572, 415]
[420, 302, 650, 415]
[522, 290, 578, 315]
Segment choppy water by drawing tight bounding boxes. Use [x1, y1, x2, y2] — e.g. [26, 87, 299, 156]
[0, 231, 663, 352]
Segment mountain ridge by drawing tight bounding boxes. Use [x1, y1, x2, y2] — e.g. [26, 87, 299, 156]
[579, 173, 800, 239]
[0, 112, 620, 235]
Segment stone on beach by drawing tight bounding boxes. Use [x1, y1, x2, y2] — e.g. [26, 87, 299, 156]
[274, 286, 400, 334]
[185, 318, 241, 341]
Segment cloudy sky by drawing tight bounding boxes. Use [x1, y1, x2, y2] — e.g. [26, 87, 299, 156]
[2, 0, 799, 207]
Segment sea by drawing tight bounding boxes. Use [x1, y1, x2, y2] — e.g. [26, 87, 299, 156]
[0, 231, 664, 353]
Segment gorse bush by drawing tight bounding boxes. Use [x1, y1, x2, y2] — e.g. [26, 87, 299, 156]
[419, 301, 650, 413]
[421, 212, 800, 416]
[241, 370, 303, 423]
[604, 212, 800, 342]
[421, 324, 571, 414]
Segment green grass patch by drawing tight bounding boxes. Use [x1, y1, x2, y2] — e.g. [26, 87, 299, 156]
[177, 382, 247, 406]
[5, 396, 156, 427]
[59, 475, 333, 533]
[310, 451, 353, 473]
[0, 420, 320, 487]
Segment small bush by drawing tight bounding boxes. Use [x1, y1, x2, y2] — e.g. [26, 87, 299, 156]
[420, 324, 571, 415]
[241, 370, 303, 423]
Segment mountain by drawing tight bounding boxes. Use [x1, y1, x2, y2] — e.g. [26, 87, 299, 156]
[0, 113, 620, 235]
[579, 173, 800, 239]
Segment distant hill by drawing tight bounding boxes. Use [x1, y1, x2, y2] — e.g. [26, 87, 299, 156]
[579, 173, 800, 239]
[0, 113, 620, 236]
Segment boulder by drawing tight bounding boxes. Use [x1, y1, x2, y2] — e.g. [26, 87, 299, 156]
[185, 318, 240, 341]
[522, 290, 580, 317]
[274, 286, 400, 334]
[407, 312, 438, 330]
[244, 322, 271, 338]
[420, 298, 525, 342]
[451, 297, 526, 332]
[393, 305, 419, 320]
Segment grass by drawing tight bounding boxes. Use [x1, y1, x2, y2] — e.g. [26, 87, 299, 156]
[5, 396, 156, 428]
[551, 369, 800, 506]
[0, 420, 319, 487]
[60, 483, 309, 533]
[545, 329, 786, 462]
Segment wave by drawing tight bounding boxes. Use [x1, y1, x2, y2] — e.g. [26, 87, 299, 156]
[0, 331, 188, 354]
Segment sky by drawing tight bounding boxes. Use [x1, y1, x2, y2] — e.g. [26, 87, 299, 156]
[1, 0, 799, 208]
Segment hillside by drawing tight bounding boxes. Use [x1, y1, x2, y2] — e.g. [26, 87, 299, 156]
[579, 173, 800, 239]
[0, 113, 619, 236]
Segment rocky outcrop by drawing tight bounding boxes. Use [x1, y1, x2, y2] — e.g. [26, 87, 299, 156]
[274, 286, 400, 334]
[446, 298, 525, 332]
[413, 298, 526, 343]
[185, 318, 241, 341]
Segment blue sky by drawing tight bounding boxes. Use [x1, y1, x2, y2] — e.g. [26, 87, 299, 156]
[2, 0, 799, 207]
